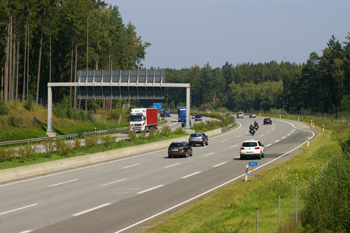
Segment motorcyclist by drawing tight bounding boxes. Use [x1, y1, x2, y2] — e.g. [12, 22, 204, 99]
[254, 121, 259, 129]
[249, 124, 255, 132]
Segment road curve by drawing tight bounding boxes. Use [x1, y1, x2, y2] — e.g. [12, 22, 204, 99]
[0, 117, 317, 233]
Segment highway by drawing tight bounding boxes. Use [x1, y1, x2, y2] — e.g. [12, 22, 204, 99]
[0, 116, 317, 233]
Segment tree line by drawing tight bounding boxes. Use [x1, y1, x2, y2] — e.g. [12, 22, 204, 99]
[0, 0, 150, 109]
[145, 34, 350, 115]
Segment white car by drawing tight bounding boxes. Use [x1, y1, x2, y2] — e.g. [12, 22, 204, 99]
[237, 112, 244, 118]
[240, 139, 265, 160]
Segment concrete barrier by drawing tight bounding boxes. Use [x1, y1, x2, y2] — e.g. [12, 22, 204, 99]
[0, 128, 224, 184]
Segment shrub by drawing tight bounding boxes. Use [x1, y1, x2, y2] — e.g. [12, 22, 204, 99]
[0, 149, 5, 162]
[73, 136, 82, 150]
[174, 127, 184, 134]
[24, 95, 34, 111]
[7, 115, 23, 127]
[128, 130, 137, 141]
[43, 140, 55, 158]
[84, 134, 99, 148]
[19, 143, 37, 161]
[339, 133, 350, 154]
[102, 134, 115, 145]
[55, 137, 69, 156]
[148, 129, 157, 140]
[160, 126, 171, 136]
[0, 99, 9, 116]
[138, 131, 146, 140]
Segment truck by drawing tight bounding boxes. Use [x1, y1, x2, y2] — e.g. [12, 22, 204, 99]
[177, 106, 186, 122]
[164, 108, 171, 117]
[129, 108, 158, 132]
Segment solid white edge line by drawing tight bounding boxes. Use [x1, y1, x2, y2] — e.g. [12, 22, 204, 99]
[72, 203, 111, 216]
[213, 162, 227, 167]
[204, 152, 215, 157]
[19, 231, 33, 233]
[137, 185, 164, 194]
[49, 179, 78, 187]
[114, 129, 316, 233]
[101, 178, 127, 187]
[181, 171, 201, 179]
[122, 163, 141, 169]
[164, 163, 180, 169]
[275, 140, 280, 142]
[0, 203, 38, 216]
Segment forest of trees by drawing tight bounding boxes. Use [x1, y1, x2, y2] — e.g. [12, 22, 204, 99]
[1, 1, 349, 115]
[148, 34, 350, 115]
[0, 0, 150, 109]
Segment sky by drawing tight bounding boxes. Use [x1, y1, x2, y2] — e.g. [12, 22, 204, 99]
[105, 0, 350, 69]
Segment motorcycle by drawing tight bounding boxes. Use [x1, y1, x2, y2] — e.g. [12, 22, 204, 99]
[254, 125, 259, 131]
[249, 128, 255, 135]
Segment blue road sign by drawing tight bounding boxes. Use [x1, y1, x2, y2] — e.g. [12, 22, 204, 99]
[249, 162, 257, 166]
[153, 103, 162, 109]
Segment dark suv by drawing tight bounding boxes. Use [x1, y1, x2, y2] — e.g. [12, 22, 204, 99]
[263, 118, 272, 125]
[189, 132, 209, 146]
[168, 142, 193, 158]
[195, 114, 202, 121]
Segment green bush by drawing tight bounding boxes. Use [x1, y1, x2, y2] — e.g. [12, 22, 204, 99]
[84, 134, 99, 148]
[73, 136, 82, 150]
[304, 152, 350, 232]
[339, 133, 350, 154]
[148, 129, 157, 140]
[0, 148, 6, 162]
[55, 137, 71, 156]
[0, 99, 9, 116]
[42, 140, 55, 158]
[138, 131, 146, 140]
[160, 125, 171, 136]
[7, 115, 23, 127]
[24, 95, 34, 111]
[128, 130, 137, 141]
[174, 127, 184, 134]
[102, 134, 115, 145]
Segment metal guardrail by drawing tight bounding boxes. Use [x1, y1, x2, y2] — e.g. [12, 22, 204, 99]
[0, 120, 166, 146]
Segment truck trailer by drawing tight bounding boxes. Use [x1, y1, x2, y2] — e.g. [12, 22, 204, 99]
[129, 108, 158, 132]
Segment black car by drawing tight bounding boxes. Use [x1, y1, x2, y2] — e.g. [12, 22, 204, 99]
[195, 114, 202, 121]
[168, 141, 193, 158]
[263, 118, 272, 125]
[189, 132, 209, 146]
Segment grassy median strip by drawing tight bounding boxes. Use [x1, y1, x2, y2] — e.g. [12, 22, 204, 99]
[0, 130, 189, 170]
[138, 115, 347, 232]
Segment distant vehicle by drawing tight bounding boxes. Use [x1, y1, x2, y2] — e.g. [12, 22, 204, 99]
[240, 139, 265, 160]
[237, 112, 244, 118]
[168, 141, 193, 158]
[129, 108, 158, 132]
[192, 114, 196, 119]
[178, 106, 186, 122]
[225, 113, 231, 116]
[263, 118, 272, 125]
[164, 108, 171, 117]
[189, 132, 208, 146]
[206, 110, 211, 113]
[195, 114, 202, 121]
[249, 113, 256, 118]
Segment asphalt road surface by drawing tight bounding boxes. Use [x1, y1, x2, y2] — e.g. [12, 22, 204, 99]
[0, 116, 317, 233]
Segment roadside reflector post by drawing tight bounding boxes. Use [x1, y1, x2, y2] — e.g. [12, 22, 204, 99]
[245, 165, 248, 182]
[280, 114, 281, 119]
[313, 123, 314, 129]
[95, 127, 96, 132]
[298, 117, 299, 122]
[311, 119, 312, 125]
[307, 137, 310, 147]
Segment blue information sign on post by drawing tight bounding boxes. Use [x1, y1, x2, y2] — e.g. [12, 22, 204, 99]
[153, 103, 162, 109]
[249, 162, 257, 166]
